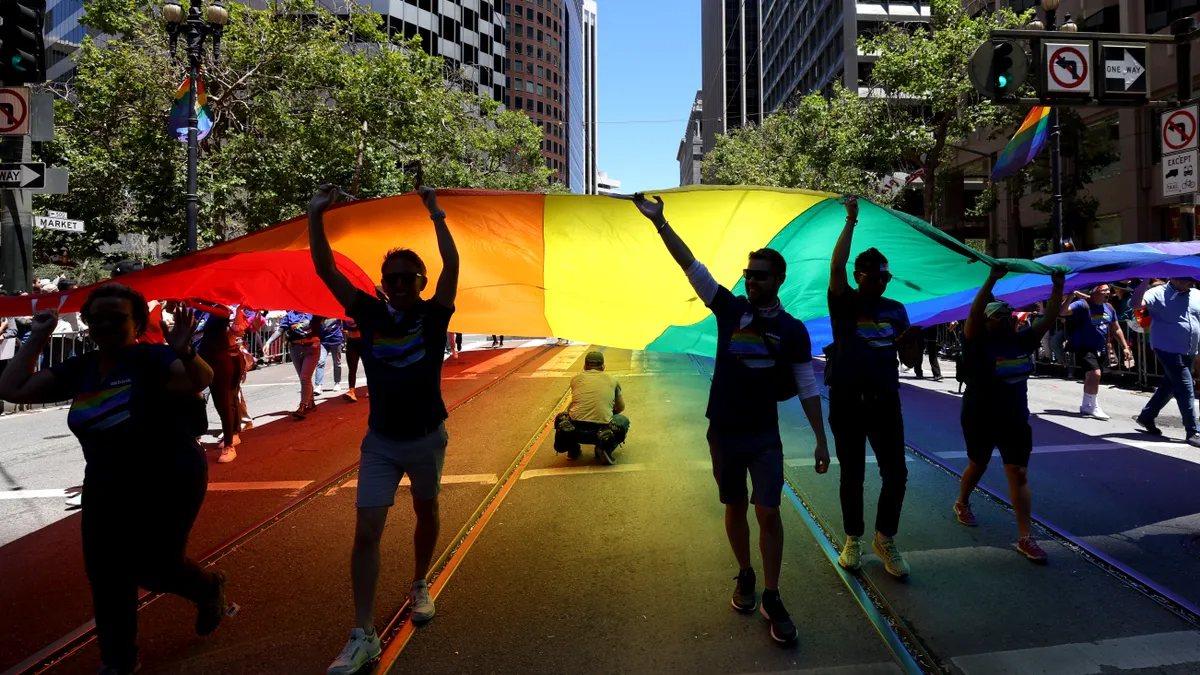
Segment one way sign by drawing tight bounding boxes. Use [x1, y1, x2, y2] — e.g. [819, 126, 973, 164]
[0, 162, 45, 189]
[1102, 44, 1147, 98]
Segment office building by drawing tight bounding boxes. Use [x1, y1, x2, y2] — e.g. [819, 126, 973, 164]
[44, 0, 87, 82]
[596, 170, 620, 195]
[945, 0, 1187, 254]
[502, 0, 584, 191]
[582, 0, 598, 194]
[700, 0, 763, 157]
[677, 91, 703, 186]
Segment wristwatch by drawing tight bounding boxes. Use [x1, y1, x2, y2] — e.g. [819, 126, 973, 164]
[178, 346, 197, 362]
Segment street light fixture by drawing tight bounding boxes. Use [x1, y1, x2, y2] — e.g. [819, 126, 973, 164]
[162, 0, 229, 254]
[1037, 0, 1067, 253]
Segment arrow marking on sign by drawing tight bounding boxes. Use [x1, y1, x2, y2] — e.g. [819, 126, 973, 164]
[1105, 50, 1146, 89]
[1055, 54, 1081, 79]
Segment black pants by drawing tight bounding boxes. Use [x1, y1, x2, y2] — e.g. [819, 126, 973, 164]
[202, 349, 243, 444]
[455, 333, 463, 350]
[828, 389, 907, 538]
[345, 338, 361, 389]
[915, 341, 941, 378]
[83, 455, 212, 671]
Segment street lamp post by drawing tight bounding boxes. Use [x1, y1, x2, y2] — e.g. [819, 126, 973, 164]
[163, 0, 229, 254]
[1030, 0, 1077, 253]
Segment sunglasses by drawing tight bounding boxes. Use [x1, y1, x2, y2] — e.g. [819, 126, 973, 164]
[89, 311, 130, 326]
[857, 270, 893, 283]
[743, 269, 775, 282]
[382, 271, 426, 285]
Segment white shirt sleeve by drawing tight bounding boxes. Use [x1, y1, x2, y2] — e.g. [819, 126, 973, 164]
[791, 361, 820, 400]
[684, 260, 720, 306]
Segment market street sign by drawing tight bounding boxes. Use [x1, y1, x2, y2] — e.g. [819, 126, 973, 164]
[34, 216, 85, 233]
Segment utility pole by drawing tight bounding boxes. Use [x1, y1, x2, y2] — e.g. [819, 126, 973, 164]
[1174, 17, 1196, 241]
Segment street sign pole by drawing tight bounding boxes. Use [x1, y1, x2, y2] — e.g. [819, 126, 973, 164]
[1174, 17, 1197, 240]
[0, 134, 33, 294]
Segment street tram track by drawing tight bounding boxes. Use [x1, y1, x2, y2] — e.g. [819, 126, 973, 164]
[8, 344, 558, 675]
[689, 355, 941, 675]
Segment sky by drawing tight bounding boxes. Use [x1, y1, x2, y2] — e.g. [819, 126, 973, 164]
[594, 0, 701, 194]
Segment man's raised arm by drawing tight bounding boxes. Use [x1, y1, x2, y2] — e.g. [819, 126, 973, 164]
[628, 193, 719, 305]
[829, 195, 859, 297]
[419, 186, 459, 309]
[308, 184, 359, 311]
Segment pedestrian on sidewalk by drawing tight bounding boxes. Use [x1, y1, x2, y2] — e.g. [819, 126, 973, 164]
[309, 184, 459, 675]
[954, 266, 1065, 562]
[188, 300, 243, 463]
[445, 330, 459, 358]
[1060, 284, 1131, 420]
[316, 317, 345, 393]
[263, 310, 321, 419]
[629, 192, 830, 646]
[343, 318, 362, 402]
[553, 350, 630, 465]
[913, 324, 945, 381]
[1133, 278, 1200, 446]
[826, 195, 922, 580]
[0, 284, 229, 675]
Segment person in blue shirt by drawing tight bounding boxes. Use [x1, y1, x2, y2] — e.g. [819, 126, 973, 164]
[629, 192, 830, 647]
[827, 196, 922, 579]
[316, 317, 345, 393]
[1060, 284, 1131, 420]
[0, 284, 228, 675]
[954, 266, 1064, 563]
[310, 184, 459, 675]
[264, 310, 321, 418]
[1133, 278, 1200, 446]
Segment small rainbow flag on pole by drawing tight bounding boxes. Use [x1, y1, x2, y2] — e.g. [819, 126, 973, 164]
[991, 106, 1051, 181]
[168, 75, 214, 143]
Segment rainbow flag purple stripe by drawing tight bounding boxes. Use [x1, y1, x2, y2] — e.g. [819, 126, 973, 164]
[992, 106, 1051, 182]
[168, 75, 214, 143]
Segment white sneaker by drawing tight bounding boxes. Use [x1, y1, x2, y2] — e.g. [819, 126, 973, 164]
[332, 383, 344, 393]
[409, 579, 435, 623]
[1080, 405, 1111, 420]
[327, 627, 381, 675]
[218, 447, 237, 464]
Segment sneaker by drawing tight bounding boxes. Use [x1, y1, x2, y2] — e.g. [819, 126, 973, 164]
[65, 492, 83, 510]
[759, 591, 798, 645]
[954, 501, 977, 527]
[326, 627, 381, 675]
[730, 568, 757, 613]
[933, 376, 944, 382]
[292, 406, 308, 420]
[873, 537, 910, 578]
[1079, 405, 1110, 420]
[332, 383, 344, 393]
[1187, 435, 1200, 449]
[195, 571, 227, 636]
[566, 447, 581, 461]
[409, 579, 436, 623]
[217, 447, 237, 464]
[837, 536, 862, 571]
[342, 389, 358, 403]
[1134, 415, 1162, 435]
[1017, 536, 1048, 563]
[594, 445, 615, 465]
[241, 419, 254, 431]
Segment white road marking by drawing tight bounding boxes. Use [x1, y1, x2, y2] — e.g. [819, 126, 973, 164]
[0, 489, 72, 500]
[521, 461, 710, 479]
[460, 346, 532, 375]
[935, 443, 1118, 459]
[952, 631, 1200, 675]
[339, 473, 498, 490]
[0, 480, 315, 500]
[536, 344, 591, 373]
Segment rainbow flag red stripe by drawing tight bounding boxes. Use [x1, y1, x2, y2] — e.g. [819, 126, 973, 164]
[991, 106, 1051, 181]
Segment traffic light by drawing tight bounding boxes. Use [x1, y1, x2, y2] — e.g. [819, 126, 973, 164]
[968, 39, 1028, 100]
[0, 0, 46, 85]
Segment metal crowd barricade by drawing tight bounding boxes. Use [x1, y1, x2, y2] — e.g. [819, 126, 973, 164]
[0, 328, 97, 413]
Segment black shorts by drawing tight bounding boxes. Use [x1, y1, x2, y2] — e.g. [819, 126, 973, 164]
[706, 425, 784, 508]
[961, 406, 1032, 467]
[1072, 347, 1107, 374]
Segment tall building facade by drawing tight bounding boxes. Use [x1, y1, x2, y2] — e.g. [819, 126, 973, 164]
[700, 0, 763, 158]
[44, 0, 86, 82]
[501, 0, 582, 190]
[677, 91, 703, 186]
[582, 0, 598, 194]
[762, 0, 931, 112]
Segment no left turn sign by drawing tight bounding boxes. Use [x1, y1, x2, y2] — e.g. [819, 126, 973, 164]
[1163, 106, 1198, 154]
[0, 88, 30, 136]
[1046, 43, 1092, 95]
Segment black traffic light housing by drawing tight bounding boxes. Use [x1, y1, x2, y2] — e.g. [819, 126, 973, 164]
[968, 39, 1029, 100]
[0, 0, 46, 85]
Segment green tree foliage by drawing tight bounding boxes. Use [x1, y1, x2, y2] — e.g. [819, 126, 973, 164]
[34, 0, 553, 264]
[1025, 110, 1119, 248]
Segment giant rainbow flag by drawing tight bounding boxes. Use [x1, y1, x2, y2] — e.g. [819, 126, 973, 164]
[1, 186, 1069, 355]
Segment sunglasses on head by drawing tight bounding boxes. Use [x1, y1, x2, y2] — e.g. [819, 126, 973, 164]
[743, 269, 774, 282]
[382, 271, 426, 285]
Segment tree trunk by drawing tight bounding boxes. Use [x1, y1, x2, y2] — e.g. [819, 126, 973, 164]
[923, 119, 950, 224]
[350, 120, 368, 197]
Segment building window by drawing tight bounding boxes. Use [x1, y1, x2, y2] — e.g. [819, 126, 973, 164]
[527, 98, 534, 111]
[537, 83, 544, 95]
[515, 78, 523, 89]
[516, 96, 523, 108]
[505, 95, 511, 106]
[526, 80, 534, 92]
[515, 60, 523, 73]
[527, 7, 534, 19]
[537, 101, 544, 113]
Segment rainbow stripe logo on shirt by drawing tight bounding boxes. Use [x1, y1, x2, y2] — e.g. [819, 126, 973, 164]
[729, 328, 774, 369]
[68, 383, 133, 432]
[994, 355, 1033, 384]
[371, 329, 425, 369]
[1090, 306, 1111, 326]
[856, 319, 895, 348]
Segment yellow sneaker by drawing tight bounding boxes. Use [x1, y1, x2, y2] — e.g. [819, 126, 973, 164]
[873, 537, 910, 578]
[838, 536, 862, 571]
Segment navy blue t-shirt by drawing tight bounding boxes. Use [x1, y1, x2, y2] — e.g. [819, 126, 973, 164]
[962, 327, 1040, 420]
[1068, 300, 1114, 352]
[51, 343, 201, 482]
[281, 311, 317, 342]
[320, 317, 344, 346]
[827, 288, 910, 393]
[347, 291, 454, 440]
[706, 287, 812, 431]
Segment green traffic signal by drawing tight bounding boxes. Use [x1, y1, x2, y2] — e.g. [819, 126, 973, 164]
[998, 74, 1009, 88]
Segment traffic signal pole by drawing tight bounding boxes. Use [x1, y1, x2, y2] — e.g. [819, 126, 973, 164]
[0, 134, 33, 294]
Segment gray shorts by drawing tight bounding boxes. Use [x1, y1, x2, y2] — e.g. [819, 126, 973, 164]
[356, 425, 449, 507]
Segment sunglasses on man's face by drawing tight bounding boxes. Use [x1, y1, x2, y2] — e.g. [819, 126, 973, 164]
[858, 270, 893, 284]
[743, 269, 775, 282]
[382, 271, 426, 285]
[89, 311, 130, 326]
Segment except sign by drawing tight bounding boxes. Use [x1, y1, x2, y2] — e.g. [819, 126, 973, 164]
[0, 87, 31, 135]
[1163, 151, 1198, 197]
[1102, 45, 1148, 95]
[34, 216, 85, 233]
[1046, 43, 1092, 94]
[0, 162, 44, 189]
[1163, 106, 1198, 154]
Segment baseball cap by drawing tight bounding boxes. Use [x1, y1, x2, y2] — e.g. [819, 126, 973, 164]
[584, 351, 604, 368]
[985, 301, 1015, 319]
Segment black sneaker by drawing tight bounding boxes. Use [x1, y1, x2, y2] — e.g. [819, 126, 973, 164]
[1188, 435, 1200, 449]
[566, 447, 582, 460]
[196, 571, 227, 636]
[759, 590, 798, 645]
[594, 445, 615, 465]
[1135, 415, 1163, 435]
[731, 568, 757, 613]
